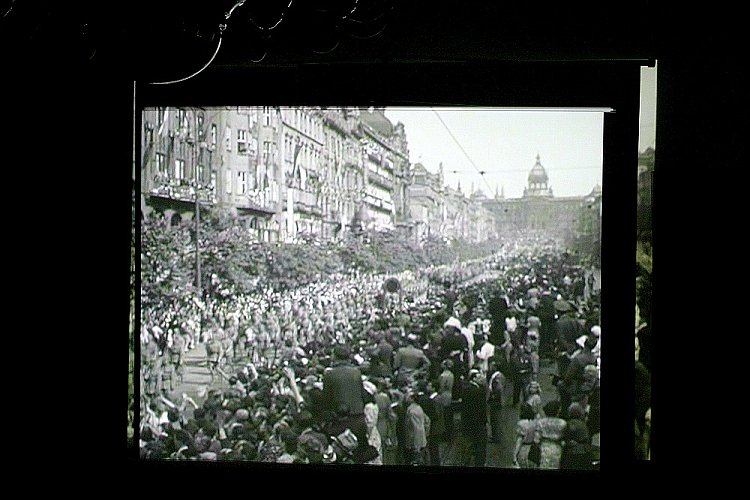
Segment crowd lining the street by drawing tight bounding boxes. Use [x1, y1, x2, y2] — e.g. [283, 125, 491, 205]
[138, 235, 604, 468]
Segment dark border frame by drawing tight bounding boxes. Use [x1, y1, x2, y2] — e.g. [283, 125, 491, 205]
[131, 59, 643, 482]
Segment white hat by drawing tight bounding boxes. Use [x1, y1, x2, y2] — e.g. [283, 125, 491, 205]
[576, 335, 589, 349]
[590, 325, 601, 337]
[444, 317, 461, 330]
[505, 317, 517, 332]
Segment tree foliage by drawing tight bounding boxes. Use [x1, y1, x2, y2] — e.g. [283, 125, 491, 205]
[140, 210, 504, 305]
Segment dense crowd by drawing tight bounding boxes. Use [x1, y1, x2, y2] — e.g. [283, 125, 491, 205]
[138, 235, 602, 468]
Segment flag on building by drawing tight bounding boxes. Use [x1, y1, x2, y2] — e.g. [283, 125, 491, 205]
[158, 107, 170, 136]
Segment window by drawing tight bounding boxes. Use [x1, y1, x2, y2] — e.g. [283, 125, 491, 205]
[225, 169, 232, 194]
[237, 171, 248, 194]
[263, 107, 272, 126]
[178, 109, 187, 129]
[237, 129, 248, 154]
[197, 114, 204, 140]
[211, 124, 217, 147]
[198, 164, 205, 184]
[157, 108, 165, 126]
[225, 126, 232, 152]
[155, 153, 166, 174]
[175, 159, 185, 181]
[145, 126, 154, 145]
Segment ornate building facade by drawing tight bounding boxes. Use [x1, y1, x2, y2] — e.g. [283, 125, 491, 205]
[141, 112, 599, 254]
[141, 106, 411, 242]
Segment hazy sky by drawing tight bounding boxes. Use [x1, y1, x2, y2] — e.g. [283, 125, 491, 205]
[384, 107, 604, 199]
[639, 65, 657, 151]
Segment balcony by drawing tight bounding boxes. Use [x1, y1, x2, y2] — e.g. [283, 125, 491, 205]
[368, 170, 393, 189]
[234, 190, 276, 214]
[365, 194, 393, 213]
[287, 189, 322, 215]
[150, 178, 215, 204]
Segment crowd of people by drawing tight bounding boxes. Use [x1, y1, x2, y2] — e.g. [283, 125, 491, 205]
[635, 267, 652, 460]
[138, 235, 602, 468]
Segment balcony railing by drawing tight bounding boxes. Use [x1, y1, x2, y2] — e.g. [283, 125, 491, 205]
[286, 188, 321, 215]
[368, 170, 393, 189]
[150, 178, 215, 204]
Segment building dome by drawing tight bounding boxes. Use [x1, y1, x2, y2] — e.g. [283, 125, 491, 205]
[528, 154, 549, 184]
[359, 107, 394, 137]
[524, 154, 553, 198]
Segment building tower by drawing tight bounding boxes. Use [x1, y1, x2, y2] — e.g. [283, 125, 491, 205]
[523, 154, 553, 198]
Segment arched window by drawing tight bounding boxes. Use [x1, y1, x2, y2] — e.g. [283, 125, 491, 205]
[170, 213, 182, 227]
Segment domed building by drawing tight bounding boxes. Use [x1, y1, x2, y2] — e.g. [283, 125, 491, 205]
[523, 154, 554, 198]
[478, 154, 602, 260]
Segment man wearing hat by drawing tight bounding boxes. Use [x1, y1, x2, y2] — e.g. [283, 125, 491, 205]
[322, 344, 369, 459]
[558, 336, 596, 418]
[440, 317, 469, 380]
[555, 302, 581, 377]
[394, 334, 431, 386]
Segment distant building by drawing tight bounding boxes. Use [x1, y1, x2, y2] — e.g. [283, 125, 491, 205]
[486, 155, 602, 260]
[407, 162, 497, 244]
[141, 110, 600, 255]
[358, 107, 411, 230]
[407, 162, 444, 241]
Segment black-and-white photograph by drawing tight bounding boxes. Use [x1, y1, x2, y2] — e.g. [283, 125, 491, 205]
[136, 106, 603, 469]
[635, 65, 656, 461]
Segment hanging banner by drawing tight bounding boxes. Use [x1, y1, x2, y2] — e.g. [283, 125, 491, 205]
[287, 187, 295, 240]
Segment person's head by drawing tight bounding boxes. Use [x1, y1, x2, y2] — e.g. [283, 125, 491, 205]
[543, 400, 561, 418]
[332, 344, 350, 361]
[297, 433, 326, 463]
[567, 402, 586, 420]
[443, 317, 461, 334]
[167, 409, 180, 423]
[519, 403, 535, 421]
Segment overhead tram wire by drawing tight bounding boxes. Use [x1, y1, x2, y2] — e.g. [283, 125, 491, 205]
[430, 108, 496, 196]
[446, 166, 602, 174]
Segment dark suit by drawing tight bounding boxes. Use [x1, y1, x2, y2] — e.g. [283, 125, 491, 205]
[322, 361, 366, 416]
[417, 392, 444, 465]
[440, 332, 469, 378]
[461, 381, 488, 466]
[556, 315, 581, 355]
[538, 293, 556, 356]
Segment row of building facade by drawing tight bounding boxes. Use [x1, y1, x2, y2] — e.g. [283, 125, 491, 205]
[140, 106, 601, 253]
